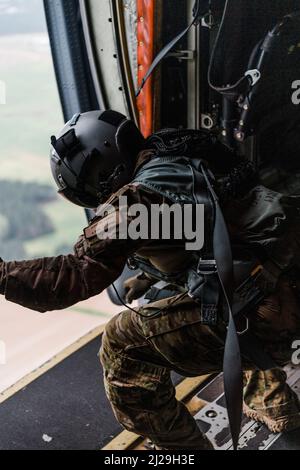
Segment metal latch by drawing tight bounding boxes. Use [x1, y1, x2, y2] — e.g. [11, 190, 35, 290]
[245, 69, 261, 87]
[167, 50, 196, 60]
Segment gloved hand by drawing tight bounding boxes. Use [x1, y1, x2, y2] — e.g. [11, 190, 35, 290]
[74, 234, 87, 259]
[124, 273, 155, 304]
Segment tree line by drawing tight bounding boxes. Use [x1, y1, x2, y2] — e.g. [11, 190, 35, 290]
[0, 180, 57, 260]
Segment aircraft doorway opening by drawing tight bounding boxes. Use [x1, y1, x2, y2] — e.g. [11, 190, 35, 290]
[0, 0, 118, 402]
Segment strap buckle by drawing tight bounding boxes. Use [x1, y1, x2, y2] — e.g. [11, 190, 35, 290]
[197, 259, 217, 275]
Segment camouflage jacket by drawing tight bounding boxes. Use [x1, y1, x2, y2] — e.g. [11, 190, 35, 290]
[1, 152, 300, 313]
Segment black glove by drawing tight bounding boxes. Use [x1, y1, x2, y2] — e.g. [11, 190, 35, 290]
[124, 274, 155, 304]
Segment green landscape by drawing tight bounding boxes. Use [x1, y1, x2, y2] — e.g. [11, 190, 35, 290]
[0, 3, 85, 261]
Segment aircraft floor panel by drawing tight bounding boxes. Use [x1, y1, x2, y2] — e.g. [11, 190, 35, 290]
[1, 329, 299, 451]
[0, 336, 121, 450]
[195, 365, 300, 450]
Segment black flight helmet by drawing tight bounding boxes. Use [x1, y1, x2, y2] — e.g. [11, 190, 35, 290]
[50, 110, 145, 208]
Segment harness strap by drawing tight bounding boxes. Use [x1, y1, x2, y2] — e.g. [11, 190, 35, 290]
[193, 160, 279, 449]
[192, 160, 242, 450]
[136, 0, 204, 97]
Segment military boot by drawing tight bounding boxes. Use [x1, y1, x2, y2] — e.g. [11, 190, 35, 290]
[243, 369, 300, 434]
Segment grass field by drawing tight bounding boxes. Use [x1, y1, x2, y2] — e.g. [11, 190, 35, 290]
[0, 34, 63, 182]
[25, 199, 85, 258]
[0, 33, 85, 259]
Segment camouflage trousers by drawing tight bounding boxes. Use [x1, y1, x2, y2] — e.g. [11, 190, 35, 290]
[100, 279, 300, 450]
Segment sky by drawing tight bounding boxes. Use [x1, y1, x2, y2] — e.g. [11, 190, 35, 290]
[0, 0, 46, 35]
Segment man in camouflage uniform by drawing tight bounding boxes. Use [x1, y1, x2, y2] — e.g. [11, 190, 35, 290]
[1, 110, 300, 450]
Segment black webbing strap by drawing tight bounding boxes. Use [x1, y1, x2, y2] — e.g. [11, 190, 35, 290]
[192, 161, 242, 450]
[136, 0, 204, 97]
[194, 161, 278, 449]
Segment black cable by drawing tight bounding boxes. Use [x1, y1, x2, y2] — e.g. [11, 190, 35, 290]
[111, 283, 146, 316]
[208, 0, 249, 94]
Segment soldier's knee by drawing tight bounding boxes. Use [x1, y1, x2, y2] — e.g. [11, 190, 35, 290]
[102, 315, 118, 349]
[100, 315, 119, 369]
[100, 310, 134, 371]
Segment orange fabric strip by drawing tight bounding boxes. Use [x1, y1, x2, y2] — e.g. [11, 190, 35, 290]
[137, 0, 155, 137]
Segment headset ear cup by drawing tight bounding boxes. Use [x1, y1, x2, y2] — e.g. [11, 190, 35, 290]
[116, 120, 145, 162]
